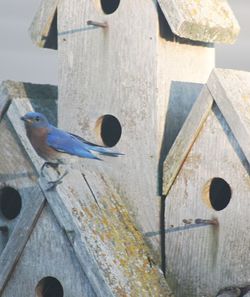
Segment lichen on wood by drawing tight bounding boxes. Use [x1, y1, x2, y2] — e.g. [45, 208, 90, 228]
[158, 0, 240, 43]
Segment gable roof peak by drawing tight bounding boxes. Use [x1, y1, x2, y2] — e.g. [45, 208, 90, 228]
[163, 68, 250, 195]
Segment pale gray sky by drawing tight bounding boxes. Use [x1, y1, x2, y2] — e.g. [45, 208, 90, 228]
[0, 1, 249, 85]
[0, 0, 58, 85]
[216, 0, 250, 71]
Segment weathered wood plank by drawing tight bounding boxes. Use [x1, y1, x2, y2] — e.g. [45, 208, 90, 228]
[163, 86, 213, 195]
[0, 186, 45, 294]
[207, 68, 250, 165]
[158, 0, 240, 43]
[29, 0, 58, 49]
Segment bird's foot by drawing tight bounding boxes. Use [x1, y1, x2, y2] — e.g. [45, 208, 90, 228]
[45, 169, 69, 191]
[40, 162, 60, 177]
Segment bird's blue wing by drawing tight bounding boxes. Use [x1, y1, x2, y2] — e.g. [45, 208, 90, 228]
[69, 132, 123, 157]
[47, 127, 101, 160]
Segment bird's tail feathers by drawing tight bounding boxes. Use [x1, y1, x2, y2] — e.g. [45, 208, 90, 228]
[70, 132, 124, 158]
[92, 155, 103, 161]
[99, 151, 123, 157]
[90, 146, 124, 157]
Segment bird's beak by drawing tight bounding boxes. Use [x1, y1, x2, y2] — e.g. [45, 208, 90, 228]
[20, 116, 32, 123]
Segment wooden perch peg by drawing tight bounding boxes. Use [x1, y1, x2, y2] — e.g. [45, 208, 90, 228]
[194, 218, 218, 226]
[87, 20, 108, 28]
[145, 217, 218, 237]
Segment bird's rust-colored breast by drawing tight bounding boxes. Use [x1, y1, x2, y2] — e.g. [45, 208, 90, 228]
[25, 126, 58, 161]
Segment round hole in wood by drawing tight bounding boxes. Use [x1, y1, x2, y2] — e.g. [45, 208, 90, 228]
[36, 276, 64, 297]
[202, 177, 232, 211]
[100, 0, 120, 14]
[95, 114, 122, 147]
[0, 187, 22, 220]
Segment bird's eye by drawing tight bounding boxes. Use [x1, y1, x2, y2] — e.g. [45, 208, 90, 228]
[35, 116, 40, 122]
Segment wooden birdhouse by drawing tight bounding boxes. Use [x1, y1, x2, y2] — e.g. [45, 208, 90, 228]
[162, 69, 250, 297]
[0, 81, 171, 296]
[29, 0, 240, 257]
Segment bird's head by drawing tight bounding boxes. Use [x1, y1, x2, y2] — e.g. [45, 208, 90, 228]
[21, 112, 49, 129]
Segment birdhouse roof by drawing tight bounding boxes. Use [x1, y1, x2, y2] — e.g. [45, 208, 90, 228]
[163, 68, 250, 195]
[0, 81, 172, 296]
[30, 0, 239, 49]
[29, 0, 58, 49]
[158, 0, 240, 43]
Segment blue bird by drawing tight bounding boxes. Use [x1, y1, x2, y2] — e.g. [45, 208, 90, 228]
[21, 112, 122, 188]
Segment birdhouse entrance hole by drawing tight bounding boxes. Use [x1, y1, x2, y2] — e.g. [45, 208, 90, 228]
[0, 187, 22, 220]
[95, 114, 122, 147]
[203, 177, 232, 211]
[100, 0, 120, 14]
[35, 276, 64, 297]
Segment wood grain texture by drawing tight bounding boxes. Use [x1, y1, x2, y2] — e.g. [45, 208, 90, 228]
[163, 86, 213, 195]
[2, 204, 97, 297]
[164, 106, 250, 296]
[158, 0, 240, 43]
[29, 0, 58, 49]
[57, 0, 214, 255]
[207, 68, 250, 165]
